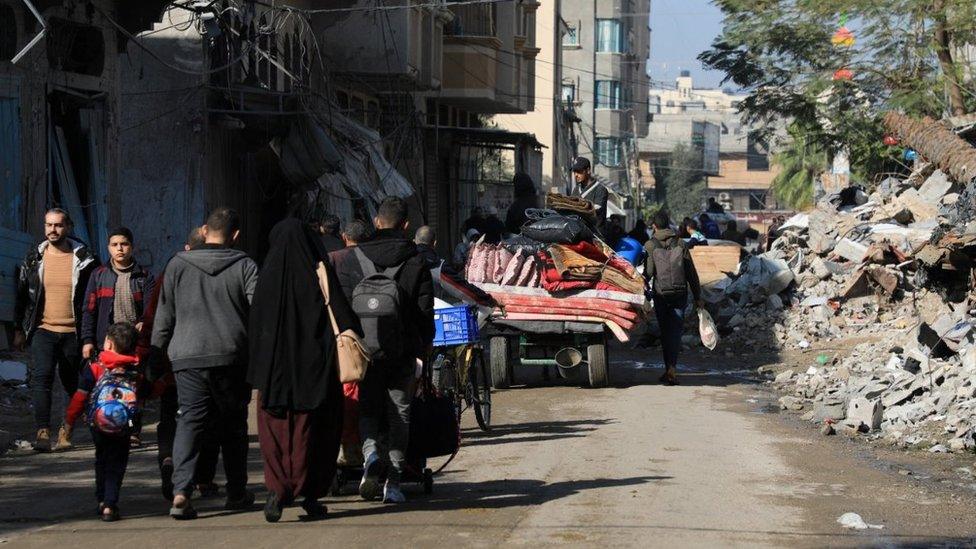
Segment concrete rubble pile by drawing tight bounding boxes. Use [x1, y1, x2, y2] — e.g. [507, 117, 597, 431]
[699, 115, 976, 453]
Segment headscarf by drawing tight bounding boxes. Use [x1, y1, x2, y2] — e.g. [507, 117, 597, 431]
[247, 218, 358, 413]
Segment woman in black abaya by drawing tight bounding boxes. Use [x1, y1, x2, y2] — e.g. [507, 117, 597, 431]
[247, 218, 361, 522]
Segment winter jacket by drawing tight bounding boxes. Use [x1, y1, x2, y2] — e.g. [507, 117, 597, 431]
[415, 243, 441, 270]
[80, 264, 155, 348]
[331, 229, 434, 360]
[150, 245, 258, 373]
[14, 238, 99, 342]
[644, 229, 702, 302]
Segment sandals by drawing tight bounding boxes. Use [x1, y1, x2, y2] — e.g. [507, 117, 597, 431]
[169, 494, 198, 520]
[101, 506, 120, 522]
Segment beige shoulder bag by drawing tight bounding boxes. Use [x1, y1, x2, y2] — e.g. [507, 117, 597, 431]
[316, 261, 371, 383]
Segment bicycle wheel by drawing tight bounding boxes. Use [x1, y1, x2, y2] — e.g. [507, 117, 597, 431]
[470, 348, 492, 431]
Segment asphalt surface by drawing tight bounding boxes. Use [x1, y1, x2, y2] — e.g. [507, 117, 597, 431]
[2, 349, 976, 548]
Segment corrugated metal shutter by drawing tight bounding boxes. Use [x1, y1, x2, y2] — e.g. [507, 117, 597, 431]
[0, 79, 30, 322]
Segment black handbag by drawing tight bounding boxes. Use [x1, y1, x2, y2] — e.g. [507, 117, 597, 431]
[521, 215, 593, 244]
[407, 365, 460, 460]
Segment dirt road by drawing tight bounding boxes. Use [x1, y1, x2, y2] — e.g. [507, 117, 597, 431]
[2, 351, 976, 548]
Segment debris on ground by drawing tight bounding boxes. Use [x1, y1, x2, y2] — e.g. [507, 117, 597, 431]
[837, 512, 885, 530]
[697, 114, 976, 454]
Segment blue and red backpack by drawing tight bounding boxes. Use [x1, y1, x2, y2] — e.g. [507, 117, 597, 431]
[87, 368, 141, 437]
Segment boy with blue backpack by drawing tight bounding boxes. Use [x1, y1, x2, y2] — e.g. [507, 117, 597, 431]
[63, 322, 142, 522]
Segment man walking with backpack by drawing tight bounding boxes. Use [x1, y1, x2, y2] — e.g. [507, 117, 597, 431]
[645, 211, 703, 386]
[151, 208, 258, 519]
[334, 197, 434, 504]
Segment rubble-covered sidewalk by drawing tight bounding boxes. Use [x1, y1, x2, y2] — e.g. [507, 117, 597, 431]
[698, 114, 976, 454]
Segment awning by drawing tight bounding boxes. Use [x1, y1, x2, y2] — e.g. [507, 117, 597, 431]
[312, 112, 415, 219]
[426, 125, 545, 149]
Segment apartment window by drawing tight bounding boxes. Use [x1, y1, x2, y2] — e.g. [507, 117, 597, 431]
[595, 137, 622, 167]
[749, 193, 767, 211]
[595, 80, 621, 109]
[747, 135, 770, 171]
[562, 24, 579, 46]
[596, 19, 623, 53]
[561, 83, 575, 103]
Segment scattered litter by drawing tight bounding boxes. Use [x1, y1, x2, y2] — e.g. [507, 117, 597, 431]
[837, 512, 884, 530]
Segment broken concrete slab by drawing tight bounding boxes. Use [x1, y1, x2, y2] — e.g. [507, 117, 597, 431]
[814, 400, 847, 422]
[779, 395, 805, 411]
[834, 238, 869, 263]
[845, 397, 884, 431]
[917, 169, 956, 204]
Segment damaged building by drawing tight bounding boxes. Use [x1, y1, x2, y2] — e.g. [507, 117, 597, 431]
[1, 0, 544, 339]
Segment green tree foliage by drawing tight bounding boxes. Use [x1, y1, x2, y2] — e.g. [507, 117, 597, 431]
[772, 125, 829, 209]
[657, 144, 706, 221]
[699, 0, 976, 183]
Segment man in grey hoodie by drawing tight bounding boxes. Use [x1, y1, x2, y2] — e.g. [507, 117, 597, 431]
[151, 207, 258, 519]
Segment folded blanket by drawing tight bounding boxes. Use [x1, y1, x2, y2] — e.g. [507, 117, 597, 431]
[562, 240, 609, 263]
[516, 255, 541, 287]
[539, 251, 595, 292]
[546, 193, 595, 220]
[548, 245, 604, 281]
[501, 249, 527, 286]
[600, 266, 644, 295]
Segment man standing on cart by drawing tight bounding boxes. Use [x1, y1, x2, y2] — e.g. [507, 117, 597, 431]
[572, 157, 609, 233]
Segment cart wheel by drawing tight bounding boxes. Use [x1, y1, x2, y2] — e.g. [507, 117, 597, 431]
[471, 348, 492, 431]
[423, 468, 434, 494]
[586, 343, 609, 388]
[490, 336, 512, 389]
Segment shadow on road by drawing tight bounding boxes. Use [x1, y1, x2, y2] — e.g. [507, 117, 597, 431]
[329, 475, 671, 520]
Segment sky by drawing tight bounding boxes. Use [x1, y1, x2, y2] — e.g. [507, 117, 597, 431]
[647, 0, 728, 90]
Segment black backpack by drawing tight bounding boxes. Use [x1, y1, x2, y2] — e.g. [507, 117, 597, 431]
[351, 247, 407, 361]
[650, 239, 687, 297]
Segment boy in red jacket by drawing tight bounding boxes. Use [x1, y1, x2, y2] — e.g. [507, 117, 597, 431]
[63, 322, 141, 522]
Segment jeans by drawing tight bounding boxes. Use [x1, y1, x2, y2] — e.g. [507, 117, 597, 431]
[360, 360, 414, 483]
[29, 329, 80, 429]
[93, 430, 131, 507]
[158, 385, 220, 485]
[171, 366, 250, 498]
[653, 293, 688, 369]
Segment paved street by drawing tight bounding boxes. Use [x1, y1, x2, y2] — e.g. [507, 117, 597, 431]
[2, 351, 976, 548]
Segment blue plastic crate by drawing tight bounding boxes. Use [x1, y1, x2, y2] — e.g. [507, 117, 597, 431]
[433, 305, 480, 346]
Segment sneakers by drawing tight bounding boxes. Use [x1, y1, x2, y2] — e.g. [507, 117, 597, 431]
[358, 452, 382, 501]
[382, 481, 406, 504]
[169, 494, 198, 520]
[33, 428, 51, 452]
[54, 424, 73, 452]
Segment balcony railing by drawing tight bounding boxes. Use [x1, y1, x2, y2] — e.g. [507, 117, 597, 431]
[445, 2, 496, 38]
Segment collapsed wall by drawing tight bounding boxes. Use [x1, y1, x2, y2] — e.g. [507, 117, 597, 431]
[698, 114, 976, 453]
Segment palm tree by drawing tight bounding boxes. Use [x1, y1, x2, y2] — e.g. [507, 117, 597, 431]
[771, 135, 828, 210]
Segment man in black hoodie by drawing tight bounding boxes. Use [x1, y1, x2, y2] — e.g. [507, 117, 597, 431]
[645, 211, 703, 386]
[151, 207, 259, 519]
[335, 196, 434, 505]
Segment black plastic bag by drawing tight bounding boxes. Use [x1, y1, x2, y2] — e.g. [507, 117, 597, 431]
[521, 215, 593, 244]
[407, 379, 459, 459]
